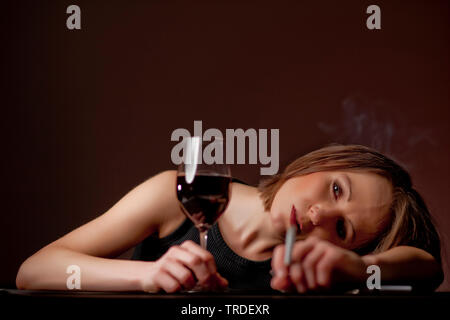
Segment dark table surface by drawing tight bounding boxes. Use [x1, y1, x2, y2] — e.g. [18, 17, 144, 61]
[2, 288, 449, 319]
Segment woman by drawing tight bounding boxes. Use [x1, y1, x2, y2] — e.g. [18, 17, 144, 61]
[265, 145, 443, 292]
[16, 144, 443, 292]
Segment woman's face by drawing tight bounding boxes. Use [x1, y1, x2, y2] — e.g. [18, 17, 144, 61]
[270, 170, 393, 250]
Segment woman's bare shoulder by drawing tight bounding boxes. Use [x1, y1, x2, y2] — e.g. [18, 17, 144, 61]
[140, 170, 186, 237]
[122, 170, 187, 236]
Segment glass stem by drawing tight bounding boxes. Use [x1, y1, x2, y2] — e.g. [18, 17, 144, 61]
[200, 230, 208, 250]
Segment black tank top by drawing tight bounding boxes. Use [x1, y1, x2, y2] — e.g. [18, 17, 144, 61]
[131, 178, 273, 290]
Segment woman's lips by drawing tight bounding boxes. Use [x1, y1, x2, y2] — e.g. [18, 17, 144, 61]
[290, 205, 297, 225]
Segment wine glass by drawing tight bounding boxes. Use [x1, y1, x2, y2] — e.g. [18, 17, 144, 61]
[176, 136, 231, 251]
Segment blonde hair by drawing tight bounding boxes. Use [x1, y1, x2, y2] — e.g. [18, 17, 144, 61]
[258, 144, 441, 263]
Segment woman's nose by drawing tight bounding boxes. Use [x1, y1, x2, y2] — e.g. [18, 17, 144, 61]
[309, 205, 321, 226]
[308, 204, 334, 226]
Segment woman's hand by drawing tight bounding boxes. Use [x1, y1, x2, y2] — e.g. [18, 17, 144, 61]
[271, 236, 367, 293]
[140, 240, 228, 293]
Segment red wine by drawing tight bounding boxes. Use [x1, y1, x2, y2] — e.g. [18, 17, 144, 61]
[177, 174, 231, 231]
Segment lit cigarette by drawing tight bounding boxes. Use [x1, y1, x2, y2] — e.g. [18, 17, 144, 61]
[284, 206, 297, 266]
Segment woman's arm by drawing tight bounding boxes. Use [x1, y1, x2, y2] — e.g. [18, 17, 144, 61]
[271, 237, 443, 292]
[16, 246, 149, 291]
[362, 245, 443, 290]
[16, 170, 227, 292]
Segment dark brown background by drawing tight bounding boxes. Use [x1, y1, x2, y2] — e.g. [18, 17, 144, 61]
[1, 0, 449, 290]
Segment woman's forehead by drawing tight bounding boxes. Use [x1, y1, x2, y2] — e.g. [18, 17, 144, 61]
[343, 171, 393, 205]
[296, 169, 391, 191]
[338, 171, 393, 222]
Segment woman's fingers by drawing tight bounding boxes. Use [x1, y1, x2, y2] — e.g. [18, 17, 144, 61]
[315, 251, 337, 288]
[181, 240, 217, 274]
[166, 245, 211, 284]
[170, 241, 228, 290]
[301, 243, 327, 290]
[290, 236, 319, 262]
[214, 272, 229, 288]
[273, 237, 320, 292]
[289, 263, 306, 293]
[271, 272, 295, 292]
[271, 237, 341, 292]
[153, 271, 181, 293]
[144, 241, 228, 293]
[180, 240, 229, 289]
[272, 245, 288, 276]
[270, 245, 295, 291]
[162, 260, 196, 290]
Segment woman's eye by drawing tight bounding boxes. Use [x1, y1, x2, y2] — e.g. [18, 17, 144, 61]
[332, 182, 341, 199]
[336, 219, 347, 240]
